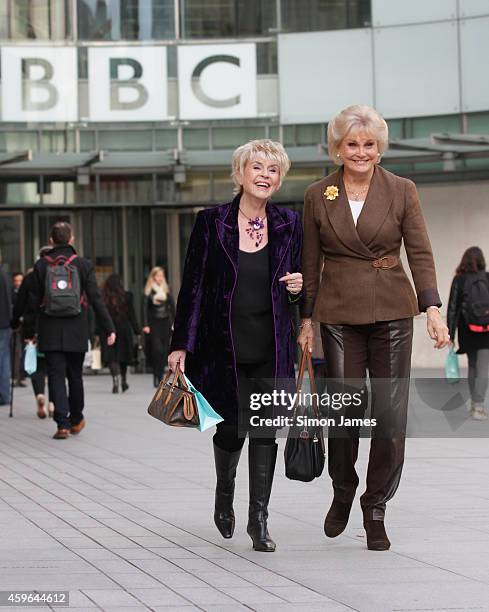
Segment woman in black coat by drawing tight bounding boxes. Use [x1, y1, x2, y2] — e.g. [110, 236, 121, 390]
[142, 267, 175, 387]
[101, 274, 140, 393]
[447, 246, 489, 420]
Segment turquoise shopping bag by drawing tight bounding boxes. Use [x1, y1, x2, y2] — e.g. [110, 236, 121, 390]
[183, 374, 224, 432]
[445, 346, 460, 384]
[24, 342, 37, 375]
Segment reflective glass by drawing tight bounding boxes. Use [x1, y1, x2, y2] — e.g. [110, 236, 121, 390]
[467, 112, 489, 134]
[0, 214, 23, 274]
[410, 115, 461, 138]
[99, 174, 154, 202]
[212, 126, 266, 149]
[178, 172, 210, 202]
[10, 0, 71, 39]
[98, 130, 153, 151]
[281, 0, 370, 33]
[78, 0, 174, 41]
[181, 0, 276, 38]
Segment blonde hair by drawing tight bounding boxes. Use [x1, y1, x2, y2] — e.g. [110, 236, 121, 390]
[231, 139, 291, 196]
[144, 266, 170, 298]
[327, 105, 389, 164]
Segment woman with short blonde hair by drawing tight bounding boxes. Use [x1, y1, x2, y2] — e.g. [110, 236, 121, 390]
[299, 104, 449, 551]
[168, 139, 302, 553]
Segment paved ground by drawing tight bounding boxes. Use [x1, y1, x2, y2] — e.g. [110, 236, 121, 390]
[1, 372, 489, 612]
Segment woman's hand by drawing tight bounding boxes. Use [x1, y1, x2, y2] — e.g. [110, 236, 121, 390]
[427, 308, 450, 349]
[107, 332, 116, 346]
[279, 271, 303, 294]
[168, 350, 187, 373]
[297, 319, 314, 353]
[142, 326, 150, 334]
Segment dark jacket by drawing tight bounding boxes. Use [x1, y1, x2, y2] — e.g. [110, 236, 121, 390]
[29, 244, 115, 353]
[301, 165, 441, 323]
[0, 266, 12, 329]
[11, 271, 33, 331]
[447, 272, 489, 354]
[170, 197, 303, 423]
[101, 291, 140, 365]
[143, 291, 175, 327]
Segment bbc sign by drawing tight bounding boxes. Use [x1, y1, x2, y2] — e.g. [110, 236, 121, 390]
[0, 44, 257, 122]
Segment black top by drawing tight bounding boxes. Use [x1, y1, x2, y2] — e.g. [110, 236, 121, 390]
[0, 266, 11, 329]
[447, 272, 489, 354]
[231, 245, 274, 364]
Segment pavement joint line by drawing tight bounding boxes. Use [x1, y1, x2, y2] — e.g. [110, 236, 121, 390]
[0, 430, 351, 611]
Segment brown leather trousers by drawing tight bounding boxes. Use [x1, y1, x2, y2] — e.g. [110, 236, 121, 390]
[320, 318, 413, 520]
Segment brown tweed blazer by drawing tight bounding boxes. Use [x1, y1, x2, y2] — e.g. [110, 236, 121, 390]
[301, 165, 441, 325]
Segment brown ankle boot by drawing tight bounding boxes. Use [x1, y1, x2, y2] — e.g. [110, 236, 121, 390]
[364, 520, 391, 550]
[324, 499, 353, 537]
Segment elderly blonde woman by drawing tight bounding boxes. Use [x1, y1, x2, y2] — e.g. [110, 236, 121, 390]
[298, 105, 449, 551]
[168, 140, 302, 552]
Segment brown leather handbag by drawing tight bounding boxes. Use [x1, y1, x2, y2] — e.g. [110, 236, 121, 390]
[147, 366, 199, 428]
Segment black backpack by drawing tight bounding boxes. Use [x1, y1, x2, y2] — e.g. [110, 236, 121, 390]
[43, 254, 82, 317]
[463, 272, 489, 332]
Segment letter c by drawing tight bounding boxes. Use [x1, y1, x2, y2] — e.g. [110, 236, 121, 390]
[191, 55, 240, 108]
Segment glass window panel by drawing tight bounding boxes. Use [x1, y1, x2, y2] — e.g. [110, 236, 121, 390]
[75, 176, 97, 203]
[10, 0, 70, 39]
[0, 214, 23, 274]
[156, 176, 175, 201]
[80, 131, 96, 152]
[213, 126, 266, 149]
[0, 181, 40, 205]
[411, 114, 461, 138]
[257, 42, 278, 74]
[182, 0, 276, 38]
[155, 129, 178, 149]
[98, 130, 153, 151]
[282, 0, 370, 33]
[178, 172, 210, 203]
[282, 126, 296, 146]
[212, 171, 233, 202]
[296, 124, 323, 146]
[99, 175, 154, 203]
[183, 128, 209, 150]
[42, 181, 75, 205]
[151, 211, 168, 272]
[0, 3, 9, 38]
[467, 112, 489, 134]
[78, 0, 174, 40]
[0, 131, 38, 152]
[268, 126, 279, 141]
[40, 131, 75, 152]
[387, 119, 403, 140]
[277, 168, 324, 200]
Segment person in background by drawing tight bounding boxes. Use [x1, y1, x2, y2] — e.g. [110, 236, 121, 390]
[0, 262, 12, 407]
[11, 247, 54, 419]
[299, 105, 449, 551]
[143, 267, 175, 387]
[27, 222, 115, 439]
[101, 274, 140, 393]
[168, 139, 302, 553]
[447, 246, 489, 420]
[11, 271, 26, 388]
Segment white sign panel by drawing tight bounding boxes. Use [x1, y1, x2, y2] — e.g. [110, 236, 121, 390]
[1, 46, 77, 122]
[178, 44, 257, 120]
[87, 46, 168, 121]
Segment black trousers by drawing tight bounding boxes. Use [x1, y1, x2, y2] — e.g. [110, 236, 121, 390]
[45, 351, 85, 430]
[321, 318, 413, 520]
[31, 356, 48, 396]
[214, 360, 276, 453]
[149, 318, 171, 381]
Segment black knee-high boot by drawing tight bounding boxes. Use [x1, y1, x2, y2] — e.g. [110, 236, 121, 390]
[213, 443, 242, 538]
[247, 444, 277, 552]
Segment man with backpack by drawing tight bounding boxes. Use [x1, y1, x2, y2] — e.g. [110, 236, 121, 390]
[27, 222, 116, 439]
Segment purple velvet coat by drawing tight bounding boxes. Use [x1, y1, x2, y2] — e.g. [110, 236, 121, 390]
[170, 197, 303, 424]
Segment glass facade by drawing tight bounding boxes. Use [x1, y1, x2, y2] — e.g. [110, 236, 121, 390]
[2, 0, 71, 40]
[281, 0, 371, 33]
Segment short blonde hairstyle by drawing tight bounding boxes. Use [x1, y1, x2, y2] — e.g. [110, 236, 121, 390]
[231, 139, 291, 196]
[327, 105, 389, 164]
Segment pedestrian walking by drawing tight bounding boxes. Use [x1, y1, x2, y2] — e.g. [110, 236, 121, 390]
[0, 262, 12, 407]
[447, 247, 489, 420]
[143, 267, 175, 387]
[101, 274, 140, 393]
[27, 222, 116, 439]
[298, 105, 449, 551]
[168, 139, 303, 552]
[11, 247, 54, 419]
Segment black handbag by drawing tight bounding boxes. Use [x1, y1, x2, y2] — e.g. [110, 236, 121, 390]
[284, 348, 326, 482]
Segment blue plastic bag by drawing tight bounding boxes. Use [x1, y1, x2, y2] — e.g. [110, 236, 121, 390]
[445, 346, 460, 384]
[183, 374, 224, 432]
[24, 342, 37, 375]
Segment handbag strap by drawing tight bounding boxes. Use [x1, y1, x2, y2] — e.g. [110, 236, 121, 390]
[292, 345, 321, 419]
[163, 364, 190, 405]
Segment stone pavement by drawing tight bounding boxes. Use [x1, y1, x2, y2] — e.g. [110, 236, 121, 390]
[1, 372, 489, 612]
